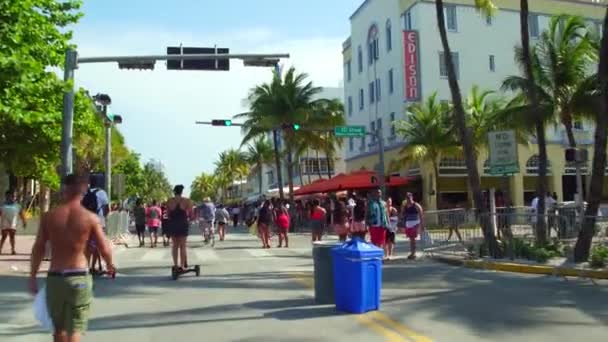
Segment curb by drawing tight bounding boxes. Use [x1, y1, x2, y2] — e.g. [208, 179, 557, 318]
[432, 255, 608, 280]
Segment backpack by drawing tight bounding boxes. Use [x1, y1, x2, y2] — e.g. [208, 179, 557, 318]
[82, 189, 100, 213]
[149, 208, 159, 219]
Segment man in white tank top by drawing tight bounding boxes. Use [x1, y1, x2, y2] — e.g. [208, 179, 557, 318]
[0, 190, 27, 255]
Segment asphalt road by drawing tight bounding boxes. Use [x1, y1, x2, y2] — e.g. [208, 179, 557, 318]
[1, 230, 607, 342]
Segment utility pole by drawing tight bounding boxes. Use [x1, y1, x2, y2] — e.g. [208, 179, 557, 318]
[60, 49, 78, 177]
[104, 114, 112, 197]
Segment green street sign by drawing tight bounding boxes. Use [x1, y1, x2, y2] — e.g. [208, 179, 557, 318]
[334, 125, 366, 137]
[488, 164, 519, 175]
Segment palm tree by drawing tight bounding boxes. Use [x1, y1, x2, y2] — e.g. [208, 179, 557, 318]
[393, 93, 459, 206]
[238, 68, 342, 203]
[215, 149, 248, 200]
[503, 15, 596, 148]
[574, 10, 608, 262]
[190, 173, 217, 202]
[435, 0, 500, 255]
[245, 137, 274, 196]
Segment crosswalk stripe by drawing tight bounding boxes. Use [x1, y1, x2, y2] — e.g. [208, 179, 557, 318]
[194, 249, 220, 261]
[245, 249, 273, 258]
[141, 250, 168, 262]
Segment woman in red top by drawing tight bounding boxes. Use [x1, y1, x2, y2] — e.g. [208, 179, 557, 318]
[310, 199, 326, 242]
[146, 200, 163, 248]
[276, 201, 290, 248]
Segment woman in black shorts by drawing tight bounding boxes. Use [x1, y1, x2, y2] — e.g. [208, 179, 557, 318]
[166, 185, 193, 270]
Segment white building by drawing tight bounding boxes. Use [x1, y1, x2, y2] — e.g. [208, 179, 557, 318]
[342, 0, 605, 209]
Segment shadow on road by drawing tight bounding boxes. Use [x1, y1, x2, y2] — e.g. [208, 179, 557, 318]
[380, 260, 608, 333]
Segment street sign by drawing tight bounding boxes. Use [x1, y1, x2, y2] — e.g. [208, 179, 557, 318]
[167, 46, 230, 71]
[334, 125, 366, 137]
[488, 130, 519, 175]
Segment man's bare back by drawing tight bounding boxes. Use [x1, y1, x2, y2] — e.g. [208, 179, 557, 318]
[41, 203, 110, 272]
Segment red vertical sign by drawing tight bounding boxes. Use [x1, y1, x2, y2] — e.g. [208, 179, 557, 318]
[403, 30, 420, 101]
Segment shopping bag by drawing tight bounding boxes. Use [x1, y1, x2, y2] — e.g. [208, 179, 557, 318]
[33, 285, 53, 331]
[249, 220, 258, 236]
[420, 230, 433, 248]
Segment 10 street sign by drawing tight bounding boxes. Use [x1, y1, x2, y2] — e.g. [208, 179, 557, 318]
[334, 125, 366, 137]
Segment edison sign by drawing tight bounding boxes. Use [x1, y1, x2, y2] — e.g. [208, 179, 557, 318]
[403, 30, 421, 102]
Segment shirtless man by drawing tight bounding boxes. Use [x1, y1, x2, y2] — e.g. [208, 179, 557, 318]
[29, 174, 115, 342]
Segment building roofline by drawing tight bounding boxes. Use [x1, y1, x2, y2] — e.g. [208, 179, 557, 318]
[349, 0, 371, 20]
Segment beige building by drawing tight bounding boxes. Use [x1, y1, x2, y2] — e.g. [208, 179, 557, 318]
[342, 0, 606, 210]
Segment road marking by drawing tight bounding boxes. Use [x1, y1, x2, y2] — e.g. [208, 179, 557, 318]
[287, 272, 432, 342]
[141, 250, 168, 262]
[194, 249, 220, 262]
[368, 311, 433, 342]
[244, 249, 272, 258]
[356, 314, 407, 342]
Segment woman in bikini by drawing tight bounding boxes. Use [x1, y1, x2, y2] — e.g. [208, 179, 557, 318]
[166, 185, 194, 271]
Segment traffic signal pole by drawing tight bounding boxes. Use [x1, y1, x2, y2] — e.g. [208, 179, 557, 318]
[60, 49, 289, 178]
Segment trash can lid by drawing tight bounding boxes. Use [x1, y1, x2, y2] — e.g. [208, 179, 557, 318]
[331, 237, 384, 258]
[313, 241, 343, 248]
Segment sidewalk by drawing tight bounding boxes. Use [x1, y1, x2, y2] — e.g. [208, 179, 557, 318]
[0, 235, 46, 275]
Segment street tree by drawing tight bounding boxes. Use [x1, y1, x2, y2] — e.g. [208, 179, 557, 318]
[434, 0, 500, 255]
[245, 138, 274, 196]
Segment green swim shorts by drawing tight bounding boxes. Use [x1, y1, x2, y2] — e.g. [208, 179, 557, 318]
[46, 274, 93, 333]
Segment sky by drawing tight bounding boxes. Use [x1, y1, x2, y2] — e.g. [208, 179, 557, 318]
[71, 0, 361, 192]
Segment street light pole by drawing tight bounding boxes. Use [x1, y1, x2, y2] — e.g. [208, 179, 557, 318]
[60, 49, 78, 177]
[104, 109, 112, 197]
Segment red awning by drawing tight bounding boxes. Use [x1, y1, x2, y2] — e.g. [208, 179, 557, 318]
[293, 178, 329, 196]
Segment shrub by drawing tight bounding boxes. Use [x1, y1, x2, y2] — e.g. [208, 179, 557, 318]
[589, 245, 608, 269]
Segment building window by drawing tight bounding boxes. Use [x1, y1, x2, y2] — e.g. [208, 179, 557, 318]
[346, 60, 352, 81]
[376, 78, 381, 101]
[301, 158, 334, 175]
[446, 5, 457, 32]
[529, 14, 539, 38]
[489, 55, 495, 72]
[347, 96, 353, 117]
[359, 89, 364, 110]
[439, 157, 467, 176]
[439, 51, 459, 79]
[349, 137, 354, 151]
[368, 39, 378, 65]
[526, 154, 552, 175]
[388, 69, 394, 94]
[390, 112, 396, 136]
[386, 20, 392, 51]
[369, 82, 375, 103]
[403, 11, 412, 30]
[357, 46, 363, 73]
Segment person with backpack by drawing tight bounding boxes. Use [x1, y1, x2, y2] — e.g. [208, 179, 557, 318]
[198, 197, 216, 245]
[214, 204, 230, 241]
[133, 198, 146, 247]
[146, 200, 162, 248]
[82, 175, 110, 274]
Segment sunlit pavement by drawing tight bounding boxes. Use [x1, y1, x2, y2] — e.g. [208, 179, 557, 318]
[0, 230, 607, 342]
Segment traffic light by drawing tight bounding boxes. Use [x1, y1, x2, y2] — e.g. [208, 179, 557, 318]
[211, 119, 232, 126]
[281, 123, 301, 131]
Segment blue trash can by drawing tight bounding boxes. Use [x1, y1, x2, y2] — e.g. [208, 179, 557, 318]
[331, 238, 383, 314]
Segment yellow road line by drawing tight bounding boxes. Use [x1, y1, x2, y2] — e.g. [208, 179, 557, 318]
[369, 311, 433, 342]
[356, 313, 408, 342]
[288, 271, 429, 341]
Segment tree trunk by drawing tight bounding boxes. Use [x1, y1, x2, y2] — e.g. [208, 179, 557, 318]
[520, 0, 548, 245]
[298, 157, 304, 187]
[272, 129, 284, 200]
[39, 184, 50, 213]
[306, 149, 312, 184]
[574, 8, 608, 262]
[432, 159, 440, 208]
[435, 0, 500, 257]
[286, 145, 295, 204]
[564, 118, 577, 148]
[326, 152, 333, 179]
[257, 162, 263, 195]
[316, 149, 323, 179]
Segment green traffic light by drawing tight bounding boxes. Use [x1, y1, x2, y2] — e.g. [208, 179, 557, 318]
[293, 124, 300, 130]
[225, 120, 232, 126]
